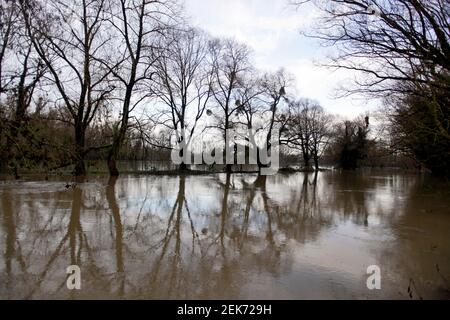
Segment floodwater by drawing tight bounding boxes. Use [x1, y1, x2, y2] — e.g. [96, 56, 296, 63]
[0, 171, 449, 300]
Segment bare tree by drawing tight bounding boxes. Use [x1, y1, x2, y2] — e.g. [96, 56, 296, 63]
[308, 105, 332, 170]
[233, 71, 264, 168]
[234, 69, 292, 171]
[0, 0, 19, 96]
[280, 99, 322, 170]
[152, 28, 213, 170]
[293, 0, 450, 174]
[0, 1, 46, 177]
[102, 0, 179, 177]
[208, 38, 252, 173]
[293, 0, 450, 95]
[21, 0, 114, 176]
[1, 1, 45, 126]
[258, 69, 291, 166]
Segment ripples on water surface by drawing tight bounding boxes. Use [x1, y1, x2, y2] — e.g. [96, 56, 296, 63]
[0, 171, 449, 299]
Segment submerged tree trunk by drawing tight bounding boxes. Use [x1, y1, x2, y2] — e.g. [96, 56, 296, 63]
[254, 174, 267, 188]
[74, 122, 86, 177]
[107, 144, 119, 177]
[107, 127, 125, 177]
[179, 145, 188, 171]
[303, 153, 312, 171]
[107, 74, 135, 176]
[74, 157, 86, 177]
[107, 107, 129, 177]
[314, 155, 319, 171]
[224, 143, 232, 173]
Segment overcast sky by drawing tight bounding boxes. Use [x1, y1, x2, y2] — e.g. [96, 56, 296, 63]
[184, 0, 379, 119]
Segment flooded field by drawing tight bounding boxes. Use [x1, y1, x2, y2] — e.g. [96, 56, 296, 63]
[0, 171, 449, 299]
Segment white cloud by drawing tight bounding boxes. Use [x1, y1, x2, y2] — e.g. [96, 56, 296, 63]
[288, 59, 379, 117]
[185, 0, 316, 54]
[184, 0, 379, 118]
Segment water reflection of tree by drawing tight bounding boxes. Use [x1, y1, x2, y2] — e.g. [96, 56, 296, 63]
[260, 173, 331, 245]
[142, 173, 279, 298]
[144, 175, 203, 298]
[0, 182, 116, 298]
[23, 186, 87, 298]
[3, 172, 435, 299]
[106, 177, 125, 297]
[0, 174, 325, 298]
[1, 191, 26, 297]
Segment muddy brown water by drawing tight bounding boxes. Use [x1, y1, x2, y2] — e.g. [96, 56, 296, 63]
[0, 171, 449, 299]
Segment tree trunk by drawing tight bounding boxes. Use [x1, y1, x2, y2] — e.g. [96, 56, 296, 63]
[303, 153, 311, 170]
[108, 138, 121, 177]
[107, 123, 126, 177]
[254, 174, 267, 188]
[74, 158, 86, 177]
[74, 123, 86, 177]
[107, 93, 132, 177]
[8, 52, 30, 179]
[314, 155, 319, 171]
[179, 145, 188, 171]
[107, 157, 119, 177]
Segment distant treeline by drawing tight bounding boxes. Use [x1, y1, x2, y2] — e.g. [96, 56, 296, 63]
[0, 0, 448, 177]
